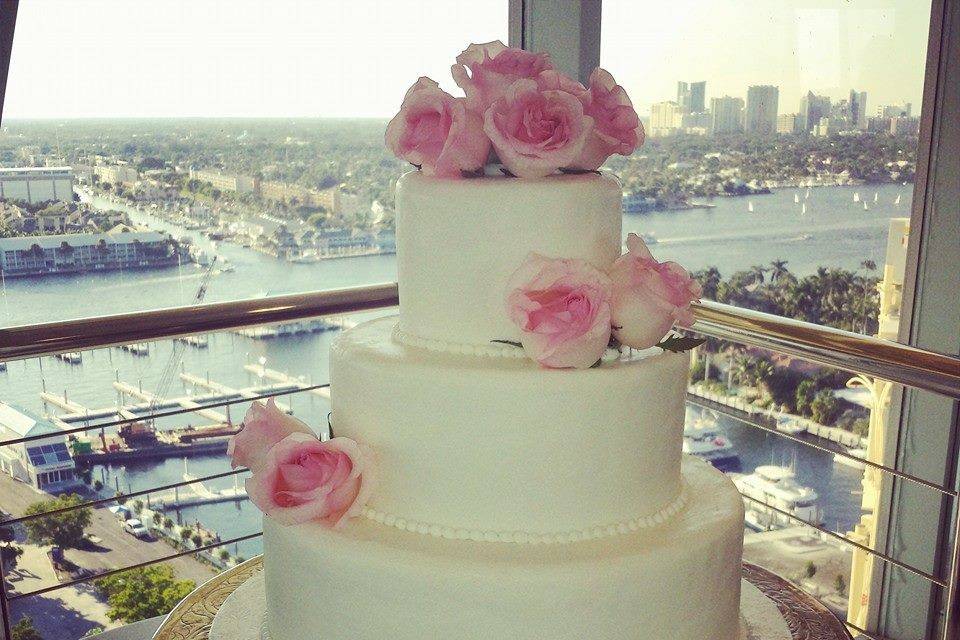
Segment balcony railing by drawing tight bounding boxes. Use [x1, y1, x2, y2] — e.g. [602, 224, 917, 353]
[0, 283, 958, 640]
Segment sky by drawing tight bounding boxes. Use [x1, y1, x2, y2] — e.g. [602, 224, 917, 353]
[3, 0, 930, 120]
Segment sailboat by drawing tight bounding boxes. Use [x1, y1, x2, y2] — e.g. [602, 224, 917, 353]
[873, 192, 879, 203]
[747, 201, 754, 213]
[853, 192, 860, 202]
[805, 187, 811, 199]
[801, 202, 807, 215]
[794, 193, 800, 204]
[895, 193, 902, 205]
[863, 201, 869, 211]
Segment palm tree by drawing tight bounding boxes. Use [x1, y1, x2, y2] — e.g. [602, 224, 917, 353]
[733, 355, 754, 388]
[769, 259, 789, 282]
[752, 359, 775, 396]
[693, 267, 722, 300]
[860, 259, 877, 272]
[747, 264, 769, 285]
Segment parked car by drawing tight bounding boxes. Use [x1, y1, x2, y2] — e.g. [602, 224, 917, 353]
[122, 519, 151, 540]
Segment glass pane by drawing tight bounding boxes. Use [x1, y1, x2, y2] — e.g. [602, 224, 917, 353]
[601, 0, 932, 633]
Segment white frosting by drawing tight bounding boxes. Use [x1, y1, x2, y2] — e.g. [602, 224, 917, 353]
[263, 456, 745, 640]
[331, 316, 688, 535]
[395, 170, 623, 348]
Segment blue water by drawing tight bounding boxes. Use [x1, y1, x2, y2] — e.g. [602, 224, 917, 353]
[0, 183, 907, 557]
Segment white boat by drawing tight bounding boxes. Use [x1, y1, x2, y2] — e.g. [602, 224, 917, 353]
[834, 447, 868, 470]
[119, 343, 150, 356]
[774, 415, 807, 435]
[56, 352, 83, 364]
[853, 192, 860, 202]
[732, 465, 823, 531]
[805, 187, 811, 199]
[682, 415, 739, 466]
[794, 193, 799, 204]
[175, 335, 208, 348]
[895, 193, 902, 205]
[873, 192, 878, 203]
[801, 203, 807, 215]
[863, 201, 869, 211]
[747, 201, 754, 213]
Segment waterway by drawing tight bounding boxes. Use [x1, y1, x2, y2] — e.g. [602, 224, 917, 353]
[0, 183, 909, 557]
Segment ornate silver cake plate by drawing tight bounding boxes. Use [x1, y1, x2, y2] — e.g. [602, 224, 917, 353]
[152, 558, 852, 640]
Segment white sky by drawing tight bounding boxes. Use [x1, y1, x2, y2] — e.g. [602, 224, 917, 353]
[3, 0, 929, 120]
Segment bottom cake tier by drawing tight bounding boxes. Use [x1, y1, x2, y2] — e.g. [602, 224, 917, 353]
[263, 456, 745, 640]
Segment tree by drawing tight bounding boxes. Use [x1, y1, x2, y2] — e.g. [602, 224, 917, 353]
[23, 494, 93, 548]
[95, 565, 195, 623]
[218, 549, 230, 562]
[179, 528, 192, 544]
[795, 380, 817, 416]
[769, 259, 790, 282]
[835, 573, 847, 596]
[132, 500, 143, 515]
[163, 517, 175, 531]
[11, 616, 43, 640]
[190, 533, 203, 548]
[811, 389, 840, 425]
[152, 512, 163, 527]
[752, 359, 775, 395]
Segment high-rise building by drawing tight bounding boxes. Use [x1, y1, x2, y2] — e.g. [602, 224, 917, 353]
[799, 91, 831, 134]
[776, 113, 801, 134]
[880, 103, 912, 118]
[849, 90, 868, 130]
[709, 96, 744, 134]
[649, 101, 683, 137]
[677, 81, 706, 113]
[745, 85, 779, 135]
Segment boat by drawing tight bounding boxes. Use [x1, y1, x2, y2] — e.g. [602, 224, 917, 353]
[55, 352, 82, 364]
[640, 232, 658, 245]
[895, 193, 902, 205]
[682, 414, 739, 467]
[732, 465, 823, 531]
[853, 192, 860, 202]
[834, 447, 868, 470]
[863, 201, 869, 211]
[801, 203, 807, 215]
[119, 343, 150, 356]
[774, 414, 807, 435]
[805, 187, 811, 199]
[747, 201, 754, 213]
[175, 335, 208, 348]
[873, 192, 879, 203]
[794, 193, 799, 204]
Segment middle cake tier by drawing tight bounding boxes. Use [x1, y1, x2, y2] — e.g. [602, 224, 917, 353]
[330, 316, 689, 537]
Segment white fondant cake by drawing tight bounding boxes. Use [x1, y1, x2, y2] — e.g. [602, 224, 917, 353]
[249, 171, 745, 639]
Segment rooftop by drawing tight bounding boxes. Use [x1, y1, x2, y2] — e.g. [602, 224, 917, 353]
[0, 230, 169, 251]
[0, 401, 63, 439]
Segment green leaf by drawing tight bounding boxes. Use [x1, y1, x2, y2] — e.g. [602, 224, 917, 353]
[656, 335, 706, 353]
[490, 339, 523, 348]
[499, 167, 517, 178]
[460, 168, 484, 179]
[559, 167, 602, 175]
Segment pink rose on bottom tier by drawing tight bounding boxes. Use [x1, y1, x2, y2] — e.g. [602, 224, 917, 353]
[609, 233, 702, 349]
[228, 398, 314, 472]
[506, 253, 613, 369]
[245, 433, 375, 527]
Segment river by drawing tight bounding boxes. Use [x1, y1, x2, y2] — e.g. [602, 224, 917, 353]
[0, 183, 908, 557]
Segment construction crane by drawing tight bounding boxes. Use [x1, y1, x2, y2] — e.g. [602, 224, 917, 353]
[147, 256, 218, 428]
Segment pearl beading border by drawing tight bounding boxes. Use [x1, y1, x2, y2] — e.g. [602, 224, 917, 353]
[392, 324, 528, 359]
[360, 480, 689, 545]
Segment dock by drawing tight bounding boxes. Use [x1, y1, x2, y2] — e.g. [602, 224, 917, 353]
[242, 365, 330, 400]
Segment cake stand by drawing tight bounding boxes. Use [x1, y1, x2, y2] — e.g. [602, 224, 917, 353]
[151, 557, 852, 640]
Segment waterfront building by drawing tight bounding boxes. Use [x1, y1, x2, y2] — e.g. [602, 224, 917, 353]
[776, 113, 801, 134]
[0, 229, 177, 277]
[649, 101, 683, 137]
[0, 402, 80, 491]
[188, 168, 259, 194]
[745, 85, 779, 136]
[0, 167, 75, 204]
[709, 96, 744, 134]
[890, 116, 920, 136]
[845, 218, 909, 630]
[849, 90, 868, 130]
[677, 80, 706, 113]
[799, 91, 831, 134]
[680, 111, 710, 135]
[94, 164, 139, 187]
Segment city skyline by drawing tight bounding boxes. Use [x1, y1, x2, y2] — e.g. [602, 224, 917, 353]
[4, 0, 928, 120]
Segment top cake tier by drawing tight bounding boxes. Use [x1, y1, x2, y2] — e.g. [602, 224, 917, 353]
[395, 170, 623, 351]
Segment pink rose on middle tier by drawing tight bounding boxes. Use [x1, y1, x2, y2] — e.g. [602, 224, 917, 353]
[506, 253, 613, 369]
[570, 68, 643, 171]
[384, 77, 489, 178]
[609, 233, 702, 349]
[245, 433, 376, 527]
[484, 79, 594, 179]
[451, 40, 554, 113]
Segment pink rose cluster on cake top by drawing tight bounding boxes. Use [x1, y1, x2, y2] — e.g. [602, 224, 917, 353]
[504, 233, 703, 369]
[386, 40, 643, 178]
[229, 399, 375, 527]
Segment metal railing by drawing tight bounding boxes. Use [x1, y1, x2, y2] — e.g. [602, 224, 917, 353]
[0, 284, 957, 640]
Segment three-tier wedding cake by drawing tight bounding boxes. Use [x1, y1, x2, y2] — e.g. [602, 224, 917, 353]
[224, 41, 745, 640]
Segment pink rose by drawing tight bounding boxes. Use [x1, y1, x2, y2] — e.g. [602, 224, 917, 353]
[506, 253, 613, 369]
[451, 40, 553, 112]
[245, 433, 375, 527]
[609, 233, 702, 349]
[228, 399, 314, 472]
[571, 68, 643, 170]
[535, 70, 588, 99]
[484, 79, 594, 178]
[385, 77, 490, 178]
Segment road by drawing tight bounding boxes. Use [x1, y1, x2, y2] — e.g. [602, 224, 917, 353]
[0, 472, 216, 600]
